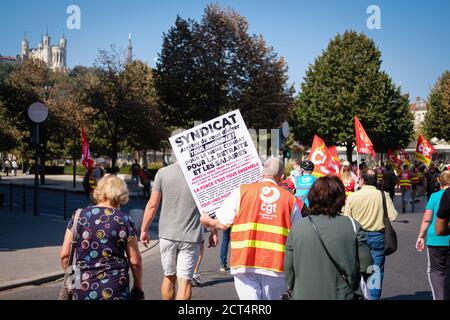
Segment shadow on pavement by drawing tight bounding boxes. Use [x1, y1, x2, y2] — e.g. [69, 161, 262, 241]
[196, 276, 234, 288]
[382, 291, 432, 300]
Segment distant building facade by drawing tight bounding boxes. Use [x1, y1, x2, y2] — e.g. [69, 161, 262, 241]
[21, 32, 68, 73]
[410, 96, 427, 130]
[0, 55, 19, 64]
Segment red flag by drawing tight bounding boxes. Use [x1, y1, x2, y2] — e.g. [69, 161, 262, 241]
[386, 149, 402, 170]
[81, 128, 94, 170]
[416, 135, 435, 165]
[354, 116, 376, 158]
[328, 146, 341, 173]
[398, 150, 411, 167]
[308, 135, 339, 176]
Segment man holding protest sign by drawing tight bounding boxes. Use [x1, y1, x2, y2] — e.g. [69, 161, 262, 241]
[140, 149, 218, 300]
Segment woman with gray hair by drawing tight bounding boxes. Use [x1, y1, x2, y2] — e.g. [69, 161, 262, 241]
[60, 175, 143, 300]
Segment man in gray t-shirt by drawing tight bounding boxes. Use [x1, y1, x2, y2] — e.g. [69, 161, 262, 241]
[140, 163, 218, 300]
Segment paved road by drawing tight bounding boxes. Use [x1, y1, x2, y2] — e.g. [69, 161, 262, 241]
[0, 230, 238, 300]
[0, 193, 434, 300]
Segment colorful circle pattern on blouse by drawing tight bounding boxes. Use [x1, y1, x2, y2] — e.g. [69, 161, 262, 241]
[69, 206, 136, 300]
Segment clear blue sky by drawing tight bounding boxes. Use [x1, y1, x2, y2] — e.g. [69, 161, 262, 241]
[1, 0, 449, 101]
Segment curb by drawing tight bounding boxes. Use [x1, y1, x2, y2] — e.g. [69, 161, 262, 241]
[0, 271, 64, 293]
[0, 240, 160, 293]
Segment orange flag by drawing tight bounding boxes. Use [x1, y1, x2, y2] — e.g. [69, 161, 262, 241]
[415, 135, 435, 165]
[328, 146, 341, 173]
[354, 116, 376, 158]
[308, 135, 339, 176]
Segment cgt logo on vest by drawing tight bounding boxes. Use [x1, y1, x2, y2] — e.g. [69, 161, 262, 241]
[259, 187, 281, 218]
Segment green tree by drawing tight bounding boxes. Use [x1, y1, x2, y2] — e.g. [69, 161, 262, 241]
[0, 58, 87, 177]
[0, 104, 20, 152]
[290, 30, 414, 160]
[422, 70, 450, 142]
[76, 47, 166, 168]
[0, 61, 17, 82]
[155, 4, 293, 129]
[0, 61, 19, 151]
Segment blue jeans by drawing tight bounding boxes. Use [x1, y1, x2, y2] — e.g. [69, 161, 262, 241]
[220, 229, 231, 266]
[366, 231, 385, 300]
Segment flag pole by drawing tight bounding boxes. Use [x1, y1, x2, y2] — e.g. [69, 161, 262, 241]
[356, 150, 360, 177]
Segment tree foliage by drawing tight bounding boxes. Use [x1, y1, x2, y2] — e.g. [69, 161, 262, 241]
[290, 30, 414, 160]
[0, 58, 90, 162]
[75, 47, 167, 167]
[155, 4, 293, 129]
[422, 70, 450, 142]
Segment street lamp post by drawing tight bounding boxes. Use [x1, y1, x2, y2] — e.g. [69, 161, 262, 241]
[28, 102, 48, 216]
[73, 128, 77, 189]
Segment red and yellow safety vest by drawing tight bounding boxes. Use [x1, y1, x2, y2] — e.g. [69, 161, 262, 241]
[411, 170, 421, 184]
[230, 180, 295, 273]
[399, 171, 412, 189]
[376, 168, 384, 184]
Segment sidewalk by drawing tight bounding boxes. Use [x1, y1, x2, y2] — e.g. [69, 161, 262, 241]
[0, 174, 85, 193]
[0, 209, 159, 292]
[0, 173, 141, 196]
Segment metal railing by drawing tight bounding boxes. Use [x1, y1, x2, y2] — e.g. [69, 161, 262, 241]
[0, 183, 72, 220]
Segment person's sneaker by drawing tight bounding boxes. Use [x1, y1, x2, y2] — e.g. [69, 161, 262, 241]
[220, 265, 230, 273]
[192, 273, 201, 286]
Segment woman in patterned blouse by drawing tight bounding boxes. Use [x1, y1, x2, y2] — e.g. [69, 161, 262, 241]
[60, 175, 143, 300]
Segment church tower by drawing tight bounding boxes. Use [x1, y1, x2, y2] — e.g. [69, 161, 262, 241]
[23, 30, 69, 73]
[42, 29, 51, 64]
[59, 33, 67, 71]
[127, 33, 133, 63]
[21, 32, 29, 59]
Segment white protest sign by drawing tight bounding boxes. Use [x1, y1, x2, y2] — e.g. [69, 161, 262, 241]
[169, 110, 262, 216]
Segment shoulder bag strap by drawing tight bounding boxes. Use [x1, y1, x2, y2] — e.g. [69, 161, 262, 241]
[307, 216, 352, 288]
[63, 209, 82, 286]
[380, 190, 388, 220]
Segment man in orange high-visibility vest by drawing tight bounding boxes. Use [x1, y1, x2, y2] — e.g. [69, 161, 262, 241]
[201, 158, 297, 300]
[398, 164, 413, 213]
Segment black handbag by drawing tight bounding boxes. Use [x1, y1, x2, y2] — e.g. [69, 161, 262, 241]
[381, 191, 397, 256]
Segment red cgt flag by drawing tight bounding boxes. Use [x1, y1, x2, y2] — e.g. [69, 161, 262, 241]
[308, 135, 339, 177]
[415, 135, 435, 165]
[81, 128, 94, 170]
[354, 116, 376, 158]
[328, 146, 341, 174]
[386, 149, 402, 170]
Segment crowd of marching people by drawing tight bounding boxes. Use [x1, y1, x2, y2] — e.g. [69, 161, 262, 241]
[59, 154, 450, 300]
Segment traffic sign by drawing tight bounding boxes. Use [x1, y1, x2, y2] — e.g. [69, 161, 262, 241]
[28, 102, 48, 123]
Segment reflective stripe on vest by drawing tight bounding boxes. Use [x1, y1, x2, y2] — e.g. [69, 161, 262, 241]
[377, 173, 384, 182]
[400, 180, 411, 188]
[399, 171, 412, 188]
[231, 239, 286, 252]
[399, 179, 411, 188]
[89, 179, 97, 193]
[411, 175, 420, 184]
[231, 222, 289, 237]
[230, 181, 294, 273]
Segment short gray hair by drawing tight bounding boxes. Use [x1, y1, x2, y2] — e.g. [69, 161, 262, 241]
[262, 157, 284, 178]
